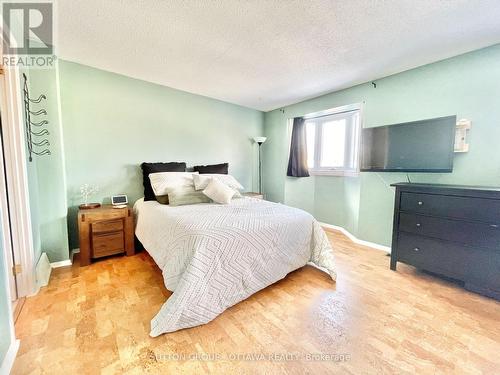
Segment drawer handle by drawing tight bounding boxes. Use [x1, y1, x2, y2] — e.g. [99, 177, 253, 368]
[417, 201, 423, 206]
[416, 223, 421, 227]
[490, 224, 499, 228]
[413, 247, 420, 252]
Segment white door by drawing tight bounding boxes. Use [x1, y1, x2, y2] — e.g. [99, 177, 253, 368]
[0, 114, 18, 302]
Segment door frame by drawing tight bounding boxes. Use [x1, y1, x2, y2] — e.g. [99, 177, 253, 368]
[0, 125, 19, 374]
[0, 107, 18, 302]
[0, 63, 37, 298]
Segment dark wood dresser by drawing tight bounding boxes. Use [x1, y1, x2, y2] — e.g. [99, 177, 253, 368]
[391, 183, 500, 300]
[78, 205, 135, 266]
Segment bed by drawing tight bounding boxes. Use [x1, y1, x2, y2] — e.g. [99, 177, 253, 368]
[134, 196, 336, 337]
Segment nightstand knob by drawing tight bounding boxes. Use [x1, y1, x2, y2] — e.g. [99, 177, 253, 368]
[416, 223, 421, 227]
[418, 201, 423, 206]
[413, 247, 420, 252]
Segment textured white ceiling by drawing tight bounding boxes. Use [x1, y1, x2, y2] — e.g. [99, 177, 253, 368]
[56, 0, 500, 111]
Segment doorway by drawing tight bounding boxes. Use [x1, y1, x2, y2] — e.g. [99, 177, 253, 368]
[0, 96, 23, 319]
[0, 66, 37, 304]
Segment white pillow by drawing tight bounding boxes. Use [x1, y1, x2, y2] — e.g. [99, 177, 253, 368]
[168, 189, 212, 206]
[203, 178, 235, 204]
[149, 172, 198, 196]
[193, 174, 244, 191]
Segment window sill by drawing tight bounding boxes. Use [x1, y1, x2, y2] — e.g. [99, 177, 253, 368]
[309, 169, 360, 177]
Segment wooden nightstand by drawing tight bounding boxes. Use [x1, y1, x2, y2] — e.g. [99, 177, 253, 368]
[78, 205, 134, 266]
[243, 192, 264, 200]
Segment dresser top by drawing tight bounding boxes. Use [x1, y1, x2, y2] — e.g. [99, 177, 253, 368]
[391, 182, 500, 198]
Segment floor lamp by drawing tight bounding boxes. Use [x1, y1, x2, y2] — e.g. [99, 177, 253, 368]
[253, 137, 267, 194]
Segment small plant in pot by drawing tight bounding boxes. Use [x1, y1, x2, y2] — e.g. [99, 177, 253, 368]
[79, 184, 101, 209]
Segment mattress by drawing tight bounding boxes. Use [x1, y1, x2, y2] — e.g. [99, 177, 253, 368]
[134, 197, 336, 336]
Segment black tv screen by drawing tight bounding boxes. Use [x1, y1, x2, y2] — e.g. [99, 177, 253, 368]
[361, 116, 456, 172]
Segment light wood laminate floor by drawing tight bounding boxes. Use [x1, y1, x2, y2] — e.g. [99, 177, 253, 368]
[12, 230, 500, 374]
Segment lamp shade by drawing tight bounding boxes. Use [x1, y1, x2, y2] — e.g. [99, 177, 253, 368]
[253, 136, 267, 144]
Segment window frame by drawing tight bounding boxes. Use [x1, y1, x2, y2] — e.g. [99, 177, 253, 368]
[304, 104, 362, 177]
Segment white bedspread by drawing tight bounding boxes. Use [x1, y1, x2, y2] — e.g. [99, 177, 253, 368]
[134, 197, 336, 337]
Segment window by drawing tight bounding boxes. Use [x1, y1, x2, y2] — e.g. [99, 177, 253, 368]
[305, 108, 361, 176]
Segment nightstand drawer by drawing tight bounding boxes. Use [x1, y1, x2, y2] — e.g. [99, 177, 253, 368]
[92, 232, 124, 258]
[92, 219, 123, 234]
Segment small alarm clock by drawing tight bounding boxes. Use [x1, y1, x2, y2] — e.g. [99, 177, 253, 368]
[111, 194, 128, 208]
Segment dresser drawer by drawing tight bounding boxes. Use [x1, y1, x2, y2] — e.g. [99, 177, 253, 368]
[397, 233, 467, 278]
[92, 232, 124, 258]
[399, 212, 500, 249]
[92, 219, 124, 234]
[400, 192, 500, 223]
[465, 247, 500, 291]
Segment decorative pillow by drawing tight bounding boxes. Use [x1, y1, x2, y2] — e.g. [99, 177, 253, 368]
[193, 163, 228, 174]
[202, 178, 236, 204]
[155, 195, 170, 205]
[168, 189, 212, 206]
[149, 172, 198, 204]
[141, 162, 186, 201]
[193, 174, 244, 191]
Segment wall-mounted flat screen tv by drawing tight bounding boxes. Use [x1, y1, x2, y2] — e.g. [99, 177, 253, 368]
[360, 116, 456, 172]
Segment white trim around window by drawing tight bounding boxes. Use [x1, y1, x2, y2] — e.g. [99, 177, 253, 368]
[305, 103, 362, 177]
[309, 168, 361, 177]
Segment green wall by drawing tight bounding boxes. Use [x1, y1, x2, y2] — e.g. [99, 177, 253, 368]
[0, 214, 13, 365]
[24, 44, 500, 259]
[23, 66, 69, 263]
[58, 61, 264, 250]
[21, 67, 42, 266]
[263, 44, 500, 246]
[24, 118, 42, 264]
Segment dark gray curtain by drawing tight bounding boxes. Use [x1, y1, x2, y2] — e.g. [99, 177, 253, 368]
[287, 117, 310, 177]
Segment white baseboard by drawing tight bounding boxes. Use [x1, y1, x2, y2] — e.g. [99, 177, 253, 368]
[50, 259, 72, 268]
[320, 222, 391, 253]
[50, 249, 79, 269]
[0, 339, 20, 375]
[35, 252, 51, 288]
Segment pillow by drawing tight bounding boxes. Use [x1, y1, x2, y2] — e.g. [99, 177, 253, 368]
[168, 189, 212, 206]
[202, 178, 235, 204]
[193, 163, 228, 174]
[141, 162, 186, 201]
[149, 172, 198, 204]
[193, 174, 244, 191]
[155, 195, 170, 205]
